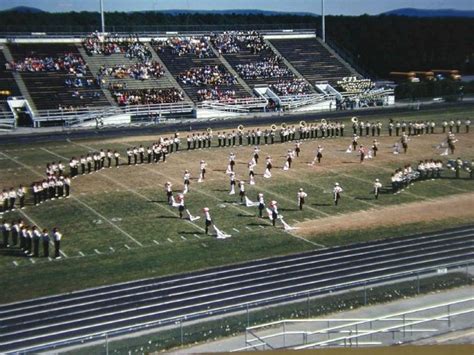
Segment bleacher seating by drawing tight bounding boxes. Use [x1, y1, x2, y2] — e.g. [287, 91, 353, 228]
[269, 38, 355, 85]
[7, 43, 109, 111]
[0, 50, 21, 113]
[152, 39, 249, 103]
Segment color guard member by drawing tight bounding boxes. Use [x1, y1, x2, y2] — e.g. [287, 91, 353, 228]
[52, 227, 62, 259]
[183, 170, 191, 194]
[373, 178, 382, 200]
[258, 193, 265, 218]
[297, 188, 307, 210]
[42, 228, 50, 257]
[333, 183, 343, 206]
[203, 207, 212, 235]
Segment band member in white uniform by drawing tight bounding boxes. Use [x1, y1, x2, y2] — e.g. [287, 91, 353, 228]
[373, 178, 382, 200]
[203, 207, 212, 235]
[258, 193, 265, 218]
[183, 170, 191, 194]
[42, 228, 50, 257]
[165, 182, 173, 205]
[229, 152, 236, 172]
[297, 188, 307, 210]
[253, 146, 260, 164]
[114, 150, 120, 168]
[359, 145, 366, 163]
[177, 194, 185, 219]
[264, 156, 273, 178]
[372, 139, 379, 157]
[248, 160, 256, 185]
[295, 141, 301, 157]
[229, 172, 236, 195]
[333, 183, 343, 206]
[53, 227, 62, 259]
[238, 180, 246, 203]
[198, 160, 207, 182]
[269, 200, 279, 226]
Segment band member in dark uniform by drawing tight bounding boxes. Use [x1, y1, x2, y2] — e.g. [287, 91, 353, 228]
[258, 193, 265, 218]
[238, 181, 246, 203]
[165, 182, 173, 205]
[297, 188, 307, 211]
[333, 183, 343, 206]
[253, 147, 260, 164]
[401, 133, 409, 154]
[53, 227, 62, 259]
[203, 207, 212, 235]
[269, 200, 278, 226]
[42, 228, 50, 257]
[373, 178, 382, 200]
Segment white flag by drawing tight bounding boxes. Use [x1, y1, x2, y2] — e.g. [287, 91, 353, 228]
[171, 196, 180, 208]
[213, 225, 231, 239]
[186, 209, 201, 221]
[264, 169, 272, 178]
[245, 196, 259, 207]
[346, 145, 353, 153]
[281, 218, 299, 231]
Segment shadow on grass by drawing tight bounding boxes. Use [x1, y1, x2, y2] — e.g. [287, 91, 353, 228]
[280, 208, 299, 212]
[212, 189, 229, 192]
[156, 215, 179, 219]
[354, 196, 376, 201]
[312, 203, 331, 207]
[149, 200, 168, 204]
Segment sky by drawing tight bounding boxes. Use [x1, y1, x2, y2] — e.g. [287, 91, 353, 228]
[0, 0, 472, 15]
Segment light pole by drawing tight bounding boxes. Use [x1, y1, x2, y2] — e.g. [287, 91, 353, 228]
[100, 0, 105, 33]
[321, 0, 326, 42]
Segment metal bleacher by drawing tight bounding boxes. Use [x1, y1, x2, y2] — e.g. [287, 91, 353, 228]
[7, 43, 110, 111]
[153, 41, 250, 104]
[269, 38, 357, 85]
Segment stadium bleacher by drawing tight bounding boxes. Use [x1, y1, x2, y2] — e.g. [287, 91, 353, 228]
[269, 38, 355, 85]
[7, 43, 109, 111]
[0, 50, 21, 113]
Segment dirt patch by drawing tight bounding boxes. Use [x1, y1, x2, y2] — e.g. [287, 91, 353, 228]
[296, 193, 474, 237]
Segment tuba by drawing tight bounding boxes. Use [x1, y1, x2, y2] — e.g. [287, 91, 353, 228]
[281, 123, 287, 129]
[299, 120, 307, 128]
[237, 124, 244, 132]
[351, 116, 358, 123]
[270, 124, 277, 130]
[0, 90, 11, 96]
[206, 127, 213, 134]
[320, 119, 327, 125]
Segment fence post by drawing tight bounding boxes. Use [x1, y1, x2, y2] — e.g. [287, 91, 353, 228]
[246, 303, 250, 327]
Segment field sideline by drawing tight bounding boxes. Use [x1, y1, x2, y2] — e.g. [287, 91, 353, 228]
[0, 106, 473, 304]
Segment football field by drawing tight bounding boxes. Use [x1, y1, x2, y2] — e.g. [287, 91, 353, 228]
[0, 106, 473, 304]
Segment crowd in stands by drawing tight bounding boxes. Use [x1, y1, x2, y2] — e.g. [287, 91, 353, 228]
[211, 31, 268, 54]
[270, 79, 312, 96]
[151, 36, 214, 58]
[83, 32, 153, 61]
[97, 61, 164, 81]
[177, 65, 237, 87]
[112, 88, 184, 106]
[197, 88, 236, 102]
[235, 55, 292, 80]
[7, 53, 87, 74]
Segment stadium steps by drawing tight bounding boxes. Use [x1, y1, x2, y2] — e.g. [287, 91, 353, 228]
[269, 38, 357, 85]
[208, 44, 254, 95]
[316, 37, 360, 77]
[1, 45, 38, 113]
[264, 39, 316, 93]
[0, 226, 472, 353]
[76, 46, 117, 107]
[147, 46, 193, 103]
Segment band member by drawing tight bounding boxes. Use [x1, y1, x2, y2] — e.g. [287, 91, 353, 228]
[69, 158, 77, 177]
[132, 146, 138, 165]
[25, 225, 33, 256]
[447, 133, 457, 155]
[372, 139, 379, 157]
[32, 226, 41, 257]
[105, 149, 112, 168]
[295, 141, 301, 157]
[352, 134, 359, 151]
[253, 147, 260, 164]
[315, 145, 323, 164]
[359, 145, 366, 163]
[401, 133, 409, 154]
[372, 121, 377, 136]
[174, 133, 180, 151]
[203, 207, 212, 235]
[238, 180, 246, 203]
[465, 119, 471, 133]
[449, 120, 455, 133]
[248, 160, 256, 185]
[8, 187, 16, 211]
[1, 219, 10, 247]
[269, 200, 278, 226]
[93, 152, 100, 172]
[21, 225, 30, 255]
[256, 128, 262, 145]
[79, 155, 86, 175]
[165, 182, 173, 205]
[264, 156, 273, 178]
[229, 172, 236, 195]
[333, 183, 343, 206]
[373, 178, 382, 199]
[99, 150, 106, 169]
[183, 170, 191, 194]
[177, 194, 185, 219]
[198, 160, 207, 182]
[455, 157, 463, 178]
[42, 228, 50, 257]
[263, 129, 268, 145]
[53, 227, 62, 259]
[297, 188, 307, 210]
[56, 177, 64, 199]
[126, 148, 132, 165]
[287, 149, 294, 169]
[376, 122, 382, 136]
[456, 120, 461, 133]
[258, 193, 265, 218]
[229, 152, 236, 172]
[270, 127, 275, 144]
[442, 120, 448, 133]
[395, 121, 401, 136]
[11, 219, 19, 246]
[388, 122, 394, 136]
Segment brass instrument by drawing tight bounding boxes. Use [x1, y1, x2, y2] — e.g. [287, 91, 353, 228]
[320, 119, 327, 125]
[0, 90, 11, 96]
[237, 124, 244, 132]
[299, 120, 307, 128]
[270, 124, 277, 130]
[281, 123, 287, 129]
[206, 127, 212, 134]
[351, 116, 358, 123]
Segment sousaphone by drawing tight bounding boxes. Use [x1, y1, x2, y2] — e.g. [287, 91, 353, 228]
[237, 124, 244, 132]
[351, 116, 359, 123]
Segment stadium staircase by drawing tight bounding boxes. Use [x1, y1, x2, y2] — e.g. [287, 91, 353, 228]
[153, 45, 250, 104]
[316, 37, 360, 78]
[268, 38, 357, 85]
[7, 43, 110, 111]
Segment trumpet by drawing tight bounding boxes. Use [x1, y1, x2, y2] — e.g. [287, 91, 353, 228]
[270, 124, 277, 130]
[351, 116, 358, 123]
[299, 120, 307, 128]
[237, 124, 244, 132]
[281, 123, 287, 129]
[320, 119, 327, 125]
[206, 127, 213, 134]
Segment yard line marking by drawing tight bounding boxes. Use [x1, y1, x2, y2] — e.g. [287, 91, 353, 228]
[193, 234, 201, 239]
[109, 247, 115, 252]
[284, 231, 325, 247]
[201, 243, 208, 248]
[153, 240, 160, 245]
[48, 257, 53, 261]
[78, 251, 85, 257]
[67, 141, 206, 233]
[12, 261, 18, 267]
[0, 150, 142, 248]
[180, 235, 187, 241]
[232, 228, 240, 233]
[245, 226, 252, 231]
[258, 225, 265, 229]
[124, 244, 130, 250]
[94, 249, 101, 254]
[167, 238, 174, 243]
[29, 258, 35, 264]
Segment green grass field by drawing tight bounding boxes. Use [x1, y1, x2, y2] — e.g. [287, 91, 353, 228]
[0, 106, 473, 304]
